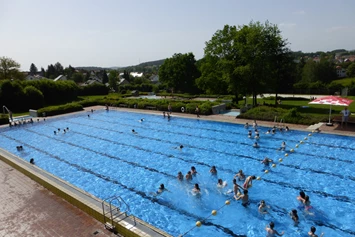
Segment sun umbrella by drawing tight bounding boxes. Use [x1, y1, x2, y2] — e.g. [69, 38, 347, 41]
[309, 95, 353, 125]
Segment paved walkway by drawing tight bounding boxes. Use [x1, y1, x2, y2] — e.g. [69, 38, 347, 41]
[0, 160, 117, 237]
[1, 106, 354, 237]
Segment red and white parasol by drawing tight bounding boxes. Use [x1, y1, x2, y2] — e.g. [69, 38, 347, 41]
[309, 95, 353, 125]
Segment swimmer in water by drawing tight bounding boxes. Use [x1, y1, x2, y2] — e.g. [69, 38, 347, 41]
[261, 157, 273, 166]
[243, 175, 256, 189]
[234, 170, 246, 181]
[190, 166, 198, 176]
[279, 141, 286, 151]
[185, 171, 192, 181]
[258, 200, 270, 214]
[163, 111, 166, 118]
[156, 184, 170, 195]
[290, 209, 299, 224]
[236, 189, 249, 207]
[132, 129, 138, 134]
[255, 133, 260, 139]
[248, 130, 252, 138]
[244, 123, 249, 128]
[265, 222, 284, 236]
[308, 226, 324, 237]
[140, 118, 144, 122]
[210, 166, 217, 175]
[297, 191, 307, 203]
[253, 142, 260, 148]
[30, 158, 35, 165]
[54, 131, 57, 135]
[192, 183, 201, 194]
[233, 179, 242, 199]
[285, 126, 290, 131]
[177, 171, 183, 181]
[217, 179, 227, 188]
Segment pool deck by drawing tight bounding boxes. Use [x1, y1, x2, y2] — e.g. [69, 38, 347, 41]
[1, 105, 354, 237]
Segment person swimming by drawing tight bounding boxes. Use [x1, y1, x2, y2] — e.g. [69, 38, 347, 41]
[190, 166, 198, 176]
[16, 146, 23, 151]
[54, 131, 57, 135]
[280, 141, 286, 151]
[163, 111, 166, 118]
[139, 118, 145, 122]
[236, 189, 249, 207]
[253, 142, 260, 148]
[192, 183, 201, 194]
[177, 171, 183, 181]
[30, 158, 35, 165]
[217, 179, 227, 188]
[234, 170, 245, 181]
[156, 184, 169, 195]
[308, 226, 324, 237]
[243, 175, 256, 189]
[258, 200, 270, 214]
[265, 222, 284, 236]
[210, 166, 217, 175]
[185, 171, 192, 181]
[285, 126, 290, 131]
[248, 130, 252, 138]
[261, 157, 273, 166]
[132, 129, 138, 134]
[297, 191, 307, 202]
[290, 209, 299, 224]
[244, 123, 249, 128]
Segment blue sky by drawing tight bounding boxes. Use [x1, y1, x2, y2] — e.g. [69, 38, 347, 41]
[1, 0, 354, 70]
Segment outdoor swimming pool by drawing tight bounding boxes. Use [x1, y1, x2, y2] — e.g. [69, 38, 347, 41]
[0, 110, 354, 237]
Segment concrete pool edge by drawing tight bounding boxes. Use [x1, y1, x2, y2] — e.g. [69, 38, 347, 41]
[0, 148, 172, 237]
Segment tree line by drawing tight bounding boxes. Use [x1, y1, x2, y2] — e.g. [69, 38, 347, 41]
[158, 21, 355, 105]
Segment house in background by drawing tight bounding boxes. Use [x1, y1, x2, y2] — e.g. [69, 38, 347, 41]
[119, 78, 130, 85]
[336, 66, 347, 78]
[149, 74, 160, 84]
[25, 75, 45, 80]
[130, 72, 143, 78]
[53, 75, 67, 81]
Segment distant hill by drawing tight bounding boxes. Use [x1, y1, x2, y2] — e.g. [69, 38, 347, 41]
[76, 59, 165, 71]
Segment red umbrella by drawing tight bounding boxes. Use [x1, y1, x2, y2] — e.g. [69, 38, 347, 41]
[309, 96, 353, 125]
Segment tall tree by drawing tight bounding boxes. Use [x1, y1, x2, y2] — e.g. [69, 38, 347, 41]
[29, 63, 38, 75]
[46, 64, 56, 79]
[102, 70, 109, 84]
[158, 52, 200, 93]
[54, 62, 64, 76]
[108, 70, 118, 91]
[40, 67, 45, 77]
[347, 62, 355, 77]
[0, 56, 21, 80]
[199, 22, 291, 105]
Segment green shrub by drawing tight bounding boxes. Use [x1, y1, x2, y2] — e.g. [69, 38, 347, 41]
[23, 85, 44, 109]
[0, 114, 9, 125]
[37, 102, 83, 117]
[78, 83, 109, 96]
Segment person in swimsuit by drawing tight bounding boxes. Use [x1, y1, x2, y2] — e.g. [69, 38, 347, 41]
[210, 166, 217, 175]
[190, 166, 198, 176]
[236, 189, 249, 207]
[290, 209, 299, 224]
[280, 141, 286, 151]
[265, 222, 284, 236]
[297, 191, 307, 203]
[217, 179, 227, 188]
[243, 175, 256, 189]
[185, 171, 192, 181]
[177, 171, 183, 181]
[258, 200, 270, 214]
[156, 184, 170, 195]
[261, 157, 273, 166]
[234, 170, 246, 181]
[308, 226, 324, 237]
[233, 179, 242, 199]
[192, 183, 201, 194]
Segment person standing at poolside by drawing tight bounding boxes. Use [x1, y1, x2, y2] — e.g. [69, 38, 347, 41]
[168, 103, 172, 114]
[340, 107, 350, 128]
[195, 106, 200, 118]
[265, 222, 284, 236]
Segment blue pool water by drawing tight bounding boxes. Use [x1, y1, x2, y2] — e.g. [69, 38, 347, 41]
[0, 110, 354, 237]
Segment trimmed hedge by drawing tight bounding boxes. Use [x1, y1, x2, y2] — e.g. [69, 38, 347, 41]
[37, 103, 83, 117]
[238, 106, 328, 125]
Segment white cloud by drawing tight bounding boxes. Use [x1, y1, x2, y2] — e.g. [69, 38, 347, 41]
[293, 10, 306, 15]
[326, 26, 352, 33]
[279, 23, 296, 28]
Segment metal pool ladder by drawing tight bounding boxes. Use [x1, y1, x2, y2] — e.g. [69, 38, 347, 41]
[101, 195, 136, 231]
